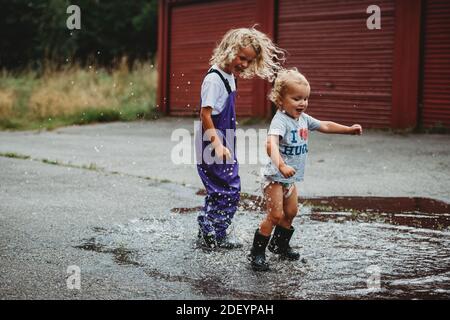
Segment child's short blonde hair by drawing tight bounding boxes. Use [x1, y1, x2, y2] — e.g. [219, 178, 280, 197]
[210, 27, 285, 81]
[269, 68, 309, 107]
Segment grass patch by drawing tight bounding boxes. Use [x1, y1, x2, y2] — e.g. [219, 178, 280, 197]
[0, 59, 159, 131]
[42, 159, 59, 165]
[0, 152, 30, 160]
[81, 163, 99, 171]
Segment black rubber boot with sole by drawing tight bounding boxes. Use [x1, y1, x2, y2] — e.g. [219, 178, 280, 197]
[217, 236, 243, 249]
[248, 229, 271, 271]
[197, 230, 217, 250]
[268, 225, 300, 261]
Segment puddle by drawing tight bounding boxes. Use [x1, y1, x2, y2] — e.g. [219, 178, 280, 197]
[75, 236, 140, 266]
[306, 196, 450, 231]
[305, 196, 450, 214]
[75, 193, 450, 299]
[185, 192, 450, 231]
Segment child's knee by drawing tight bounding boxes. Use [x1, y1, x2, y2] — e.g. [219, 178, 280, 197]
[267, 212, 283, 226]
[285, 208, 298, 220]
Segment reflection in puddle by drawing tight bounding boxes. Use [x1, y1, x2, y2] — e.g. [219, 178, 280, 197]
[76, 191, 450, 299]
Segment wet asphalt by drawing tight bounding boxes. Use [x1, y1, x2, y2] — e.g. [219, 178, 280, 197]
[0, 119, 449, 299]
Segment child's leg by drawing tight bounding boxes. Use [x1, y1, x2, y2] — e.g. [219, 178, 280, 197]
[279, 184, 298, 229]
[267, 184, 301, 260]
[259, 182, 284, 237]
[249, 181, 282, 271]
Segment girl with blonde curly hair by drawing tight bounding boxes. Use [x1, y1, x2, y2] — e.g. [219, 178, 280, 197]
[248, 68, 363, 271]
[196, 27, 285, 250]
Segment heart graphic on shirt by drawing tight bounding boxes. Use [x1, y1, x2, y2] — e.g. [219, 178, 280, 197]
[298, 128, 308, 140]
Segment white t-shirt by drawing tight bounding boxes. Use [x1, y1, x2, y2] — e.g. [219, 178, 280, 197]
[201, 65, 236, 115]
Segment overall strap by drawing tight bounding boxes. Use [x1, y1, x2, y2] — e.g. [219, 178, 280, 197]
[206, 68, 233, 95]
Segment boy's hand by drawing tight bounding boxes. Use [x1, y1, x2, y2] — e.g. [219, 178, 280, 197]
[350, 124, 363, 135]
[279, 164, 296, 178]
[215, 145, 232, 161]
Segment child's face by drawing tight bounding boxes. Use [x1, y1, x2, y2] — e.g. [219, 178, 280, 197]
[280, 82, 310, 119]
[225, 46, 257, 75]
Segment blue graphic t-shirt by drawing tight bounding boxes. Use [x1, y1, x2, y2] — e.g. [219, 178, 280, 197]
[262, 110, 321, 183]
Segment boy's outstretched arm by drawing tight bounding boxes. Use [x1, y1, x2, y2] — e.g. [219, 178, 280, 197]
[200, 106, 232, 160]
[317, 121, 362, 135]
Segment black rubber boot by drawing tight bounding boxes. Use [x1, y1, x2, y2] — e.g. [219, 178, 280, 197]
[268, 225, 300, 260]
[217, 236, 243, 249]
[248, 229, 270, 271]
[197, 230, 217, 249]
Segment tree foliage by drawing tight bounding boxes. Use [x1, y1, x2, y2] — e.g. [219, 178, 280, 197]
[0, 0, 158, 70]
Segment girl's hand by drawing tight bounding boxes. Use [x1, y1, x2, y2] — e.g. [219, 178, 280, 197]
[215, 145, 232, 161]
[279, 164, 296, 178]
[350, 124, 363, 135]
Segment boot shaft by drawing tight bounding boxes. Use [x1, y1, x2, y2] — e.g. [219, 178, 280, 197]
[250, 229, 270, 255]
[249, 229, 271, 271]
[268, 225, 294, 254]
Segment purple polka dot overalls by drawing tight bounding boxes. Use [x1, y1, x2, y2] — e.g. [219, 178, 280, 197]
[196, 69, 240, 241]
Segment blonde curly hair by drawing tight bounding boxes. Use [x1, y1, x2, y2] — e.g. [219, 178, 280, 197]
[269, 68, 310, 107]
[210, 27, 285, 81]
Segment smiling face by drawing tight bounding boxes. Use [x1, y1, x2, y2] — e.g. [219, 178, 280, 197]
[280, 81, 310, 119]
[224, 46, 257, 76]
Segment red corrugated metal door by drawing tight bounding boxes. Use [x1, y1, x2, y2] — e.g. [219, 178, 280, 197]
[168, 0, 257, 116]
[421, 0, 450, 129]
[277, 0, 395, 128]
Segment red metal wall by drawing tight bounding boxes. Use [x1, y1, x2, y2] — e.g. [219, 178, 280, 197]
[421, 0, 450, 129]
[168, 0, 257, 117]
[277, 0, 396, 128]
[160, 0, 449, 129]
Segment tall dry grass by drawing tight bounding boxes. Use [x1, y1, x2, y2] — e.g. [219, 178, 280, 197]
[0, 89, 15, 119]
[0, 58, 158, 130]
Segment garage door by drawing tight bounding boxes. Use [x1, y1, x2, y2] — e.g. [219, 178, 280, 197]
[169, 0, 257, 116]
[421, 0, 450, 129]
[278, 0, 395, 128]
